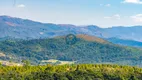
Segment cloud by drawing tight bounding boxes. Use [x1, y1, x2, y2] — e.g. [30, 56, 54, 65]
[105, 4, 111, 7]
[114, 14, 121, 19]
[123, 0, 142, 4]
[17, 4, 26, 8]
[100, 4, 111, 7]
[131, 14, 142, 22]
[104, 14, 121, 20]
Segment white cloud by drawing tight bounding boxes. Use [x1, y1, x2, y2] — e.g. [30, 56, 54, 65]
[105, 4, 111, 7]
[104, 14, 121, 20]
[100, 4, 111, 7]
[114, 14, 121, 19]
[17, 4, 26, 8]
[123, 0, 142, 4]
[131, 14, 142, 22]
[39, 32, 44, 35]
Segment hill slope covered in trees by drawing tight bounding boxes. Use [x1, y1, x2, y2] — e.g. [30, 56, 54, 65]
[0, 34, 142, 66]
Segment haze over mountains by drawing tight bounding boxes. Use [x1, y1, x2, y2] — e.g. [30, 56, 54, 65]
[0, 15, 142, 42]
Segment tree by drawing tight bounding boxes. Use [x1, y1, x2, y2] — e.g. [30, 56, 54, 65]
[22, 60, 30, 67]
[0, 62, 2, 67]
[65, 34, 77, 45]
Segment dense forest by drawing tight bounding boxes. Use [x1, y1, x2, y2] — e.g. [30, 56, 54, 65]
[0, 34, 142, 66]
[0, 64, 142, 80]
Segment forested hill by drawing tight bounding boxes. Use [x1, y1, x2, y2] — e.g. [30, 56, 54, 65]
[0, 34, 142, 66]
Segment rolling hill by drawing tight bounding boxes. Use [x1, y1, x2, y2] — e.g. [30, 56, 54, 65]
[77, 34, 107, 43]
[0, 34, 142, 66]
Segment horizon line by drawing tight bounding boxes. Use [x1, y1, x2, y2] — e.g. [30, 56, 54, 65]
[0, 15, 142, 28]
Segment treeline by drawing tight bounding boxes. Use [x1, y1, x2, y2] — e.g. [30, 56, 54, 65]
[0, 64, 142, 80]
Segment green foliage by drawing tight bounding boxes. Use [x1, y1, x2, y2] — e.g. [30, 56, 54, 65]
[0, 35, 142, 66]
[22, 60, 30, 67]
[65, 34, 77, 45]
[0, 64, 142, 80]
[0, 62, 2, 67]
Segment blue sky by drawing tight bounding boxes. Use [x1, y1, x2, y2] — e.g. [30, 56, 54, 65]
[0, 0, 142, 28]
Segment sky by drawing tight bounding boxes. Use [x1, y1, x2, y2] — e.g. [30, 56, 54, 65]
[0, 0, 142, 28]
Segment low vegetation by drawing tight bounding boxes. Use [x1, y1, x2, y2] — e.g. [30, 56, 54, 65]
[0, 64, 142, 80]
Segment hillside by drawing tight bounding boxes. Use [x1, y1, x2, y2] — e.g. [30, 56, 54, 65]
[1, 64, 142, 80]
[77, 34, 107, 43]
[0, 34, 142, 66]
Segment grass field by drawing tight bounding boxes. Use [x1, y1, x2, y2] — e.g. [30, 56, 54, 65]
[41, 59, 76, 65]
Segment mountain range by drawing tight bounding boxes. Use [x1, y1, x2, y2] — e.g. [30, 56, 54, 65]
[1, 15, 142, 42]
[107, 38, 142, 48]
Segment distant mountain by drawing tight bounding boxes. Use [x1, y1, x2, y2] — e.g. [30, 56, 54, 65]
[107, 37, 142, 47]
[0, 16, 69, 39]
[0, 16, 104, 39]
[1, 15, 142, 42]
[1, 34, 142, 66]
[104, 26, 142, 42]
